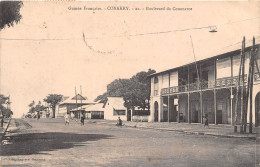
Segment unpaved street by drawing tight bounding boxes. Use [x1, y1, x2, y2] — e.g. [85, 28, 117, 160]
[1, 118, 259, 167]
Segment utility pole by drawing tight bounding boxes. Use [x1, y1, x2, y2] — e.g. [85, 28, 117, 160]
[190, 36, 203, 124]
[241, 37, 246, 132]
[80, 85, 83, 116]
[234, 36, 259, 134]
[75, 87, 78, 119]
[249, 37, 257, 133]
[234, 37, 244, 132]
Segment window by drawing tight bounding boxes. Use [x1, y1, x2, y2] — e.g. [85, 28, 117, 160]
[162, 74, 169, 88]
[154, 76, 158, 95]
[113, 110, 126, 115]
[216, 57, 231, 78]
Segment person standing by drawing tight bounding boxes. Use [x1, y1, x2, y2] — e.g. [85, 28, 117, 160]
[204, 114, 209, 128]
[80, 112, 85, 126]
[37, 112, 40, 120]
[64, 113, 70, 125]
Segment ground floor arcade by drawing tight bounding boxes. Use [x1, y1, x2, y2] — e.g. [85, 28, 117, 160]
[150, 85, 260, 126]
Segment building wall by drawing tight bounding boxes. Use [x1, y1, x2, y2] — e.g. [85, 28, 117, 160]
[104, 101, 127, 121]
[216, 57, 231, 78]
[170, 71, 178, 87]
[57, 106, 67, 117]
[162, 73, 169, 88]
[149, 45, 260, 125]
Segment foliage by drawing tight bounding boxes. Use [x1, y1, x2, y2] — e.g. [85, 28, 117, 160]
[0, 94, 12, 117]
[0, 94, 9, 109]
[0, 1, 23, 30]
[43, 94, 63, 118]
[33, 101, 45, 113]
[28, 100, 35, 113]
[94, 92, 108, 103]
[2, 108, 13, 118]
[95, 69, 156, 111]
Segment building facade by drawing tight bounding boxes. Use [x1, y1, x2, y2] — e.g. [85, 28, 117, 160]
[103, 97, 128, 121]
[149, 45, 260, 126]
[58, 94, 95, 118]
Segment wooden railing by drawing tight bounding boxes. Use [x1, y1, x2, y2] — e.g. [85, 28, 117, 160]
[161, 74, 260, 95]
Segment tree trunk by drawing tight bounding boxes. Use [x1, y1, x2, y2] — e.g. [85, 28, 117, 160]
[147, 99, 150, 112]
[52, 107, 55, 118]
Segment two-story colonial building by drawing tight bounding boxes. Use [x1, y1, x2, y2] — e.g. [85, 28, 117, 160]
[149, 44, 260, 126]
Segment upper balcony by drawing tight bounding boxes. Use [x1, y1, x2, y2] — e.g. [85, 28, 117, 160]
[161, 73, 260, 95]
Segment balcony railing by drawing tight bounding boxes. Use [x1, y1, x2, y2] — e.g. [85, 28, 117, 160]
[160, 74, 260, 95]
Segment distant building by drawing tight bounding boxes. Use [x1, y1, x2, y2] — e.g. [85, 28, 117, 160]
[149, 44, 260, 126]
[58, 94, 95, 118]
[71, 103, 104, 119]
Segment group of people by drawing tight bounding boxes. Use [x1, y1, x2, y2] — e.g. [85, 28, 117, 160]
[64, 112, 86, 126]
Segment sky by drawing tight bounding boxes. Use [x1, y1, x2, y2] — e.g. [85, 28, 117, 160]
[0, 1, 259, 118]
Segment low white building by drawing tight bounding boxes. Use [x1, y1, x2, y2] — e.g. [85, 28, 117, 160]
[71, 103, 104, 119]
[103, 97, 128, 121]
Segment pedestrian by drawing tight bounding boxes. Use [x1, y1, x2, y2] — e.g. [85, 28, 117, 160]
[116, 117, 122, 127]
[204, 114, 209, 128]
[80, 112, 85, 126]
[64, 113, 70, 125]
[37, 112, 40, 120]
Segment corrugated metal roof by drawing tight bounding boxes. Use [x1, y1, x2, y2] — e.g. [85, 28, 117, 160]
[85, 103, 104, 112]
[149, 44, 260, 77]
[60, 98, 95, 105]
[70, 103, 104, 112]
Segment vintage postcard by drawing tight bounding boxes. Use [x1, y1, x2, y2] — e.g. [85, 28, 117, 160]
[0, 1, 259, 166]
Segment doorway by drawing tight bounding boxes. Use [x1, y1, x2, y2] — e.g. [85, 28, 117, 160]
[154, 101, 158, 122]
[217, 110, 222, 124]
[127, 110, 131, 121]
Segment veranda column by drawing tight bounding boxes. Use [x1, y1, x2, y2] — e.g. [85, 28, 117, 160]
[188, 65, 191, 124]
[214, 59, 217, 124]
[168, 95, 170, 123]
[214, 89, 217, 124]
[168, 73, 170, 123]
[177, 95, 180, 123]
[188, 93, 191, 123]
[200, 64, 203, 124]
[231, 56, 234, 125]
[200, 92, 203, 124]
[231, 87, 234, 125]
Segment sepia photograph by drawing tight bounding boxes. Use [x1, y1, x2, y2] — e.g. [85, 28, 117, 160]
[0, 1, 259, 166]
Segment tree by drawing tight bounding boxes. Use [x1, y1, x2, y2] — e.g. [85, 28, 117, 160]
[2, 108, 13, 118]
[34, 101, 45, 113]
[95, 69, 156, 111]
[28, 100, 35, 113]
[129, 69, 156, 111]
[0, 94, 12, 118]
[43, 94, 62, 118]
[0, 94, 9, 109]
[94, 92, 108, 103]
[0, 1, 23, 30]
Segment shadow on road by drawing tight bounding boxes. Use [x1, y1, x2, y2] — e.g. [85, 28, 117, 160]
[0, 132, 113, 156]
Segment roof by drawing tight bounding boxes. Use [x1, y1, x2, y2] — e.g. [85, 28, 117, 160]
[70, 103, 103, 112]
[61, 96, 70, 102]
[149, 44, 260, 77]
[85, 103, 104, 112]
[71, 94, 87, 100]
[59, 94, 94, 105]
[105, 97, 126, 110]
